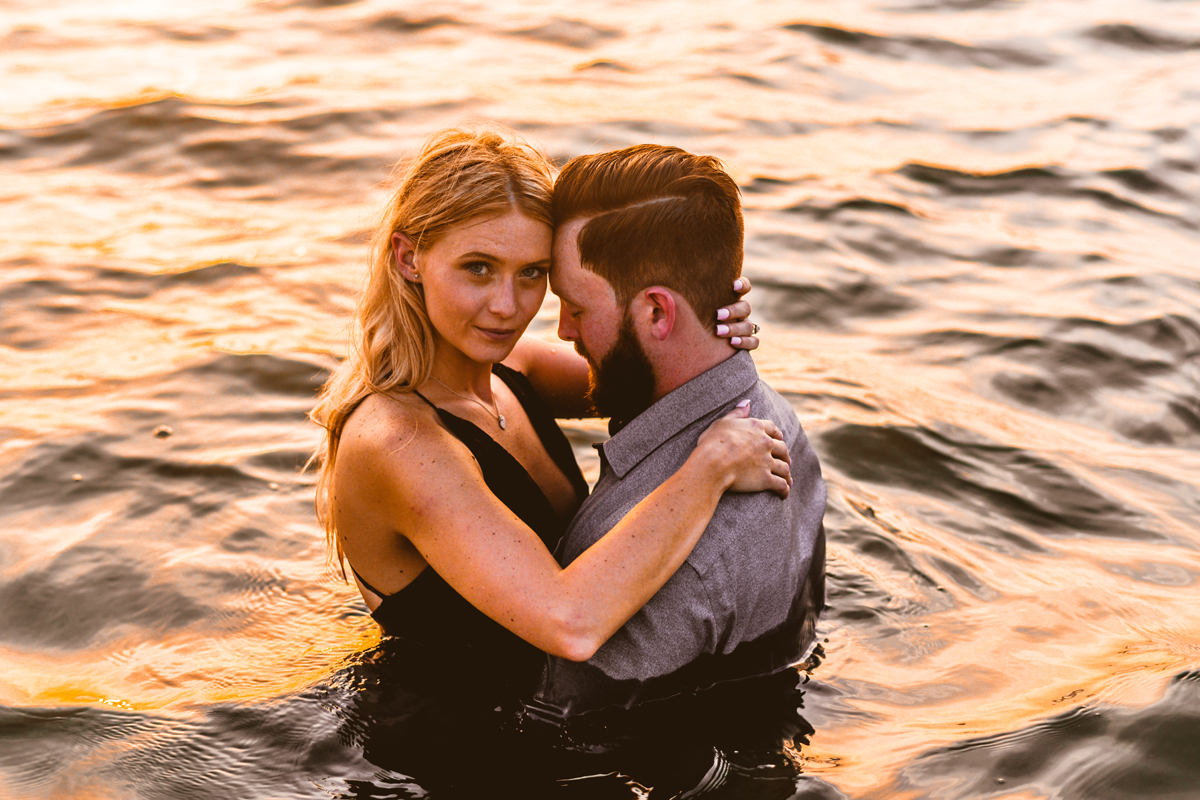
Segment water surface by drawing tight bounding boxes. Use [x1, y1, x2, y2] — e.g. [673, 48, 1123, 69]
[2, 0, 1199, 797]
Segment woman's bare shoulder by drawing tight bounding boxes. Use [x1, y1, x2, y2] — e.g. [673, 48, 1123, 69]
[335, 391, 513, 546]
[337, 391, 478, 489]
[341, 391, 427, 449]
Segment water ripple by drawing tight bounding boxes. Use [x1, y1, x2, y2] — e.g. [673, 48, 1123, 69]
[898, 673, 1200, 798]
[783, 23, 1055, 68]
[820, 424, 1159, 541]
[1085, 23, 1200, 53]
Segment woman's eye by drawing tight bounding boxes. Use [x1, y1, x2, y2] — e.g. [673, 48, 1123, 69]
[521, 266, 548, 280]
[464, 261, 490, 276]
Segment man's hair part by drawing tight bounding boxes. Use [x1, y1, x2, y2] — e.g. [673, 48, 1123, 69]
[552, 144, 744, 321]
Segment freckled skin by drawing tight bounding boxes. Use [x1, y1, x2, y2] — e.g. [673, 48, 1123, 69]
[331, 212, 791, 662]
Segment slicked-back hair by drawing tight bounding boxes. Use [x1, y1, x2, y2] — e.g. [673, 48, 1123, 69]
[552, 144, 744, 321]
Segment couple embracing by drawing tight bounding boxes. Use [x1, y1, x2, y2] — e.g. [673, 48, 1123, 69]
[310, 129, 826, 763]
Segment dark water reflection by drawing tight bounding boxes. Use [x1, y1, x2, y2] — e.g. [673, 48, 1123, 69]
[898, 671, 1200, 800]
[2, 0, 1200, 797]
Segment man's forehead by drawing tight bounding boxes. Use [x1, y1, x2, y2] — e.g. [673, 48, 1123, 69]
[553, 217, 587, 250]
[550, 217, 586, 288]
[551, 252, 617, 307]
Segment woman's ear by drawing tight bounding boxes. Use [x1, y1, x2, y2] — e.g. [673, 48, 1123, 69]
[392, 232, 420, 282]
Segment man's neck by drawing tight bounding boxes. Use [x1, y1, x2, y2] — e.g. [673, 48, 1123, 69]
[648, 332, 738, 403]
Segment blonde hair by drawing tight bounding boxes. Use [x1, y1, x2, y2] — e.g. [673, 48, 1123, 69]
[309, 127, 555, 567]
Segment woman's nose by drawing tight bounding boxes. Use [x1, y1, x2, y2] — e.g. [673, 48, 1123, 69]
[488, 278, 519, 317]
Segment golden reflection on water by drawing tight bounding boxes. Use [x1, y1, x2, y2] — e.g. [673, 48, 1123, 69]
[0, 601, 376, 711]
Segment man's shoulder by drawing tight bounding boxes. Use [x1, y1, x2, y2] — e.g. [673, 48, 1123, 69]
[559, 369, 816, 558]
[747, 378, 802, 437]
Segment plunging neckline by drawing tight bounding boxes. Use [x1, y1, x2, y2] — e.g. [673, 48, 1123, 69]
[415, 363, 585, 524]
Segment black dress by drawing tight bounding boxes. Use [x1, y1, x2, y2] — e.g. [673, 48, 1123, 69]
[351, 363, 588, 697]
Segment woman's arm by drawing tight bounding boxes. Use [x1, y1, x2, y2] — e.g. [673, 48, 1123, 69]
[508, 278, 762, 418]
[504, 336, 592, 418]
[338, 402, 789, 662]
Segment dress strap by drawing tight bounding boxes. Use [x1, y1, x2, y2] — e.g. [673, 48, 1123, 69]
[411, 389, 437, 408]
[350, 564, 391, 598]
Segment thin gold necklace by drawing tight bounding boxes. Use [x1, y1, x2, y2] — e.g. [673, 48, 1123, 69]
[429, 375, 506, 430]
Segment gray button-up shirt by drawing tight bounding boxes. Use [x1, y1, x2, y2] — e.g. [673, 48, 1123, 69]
[531, 351, 826, 719]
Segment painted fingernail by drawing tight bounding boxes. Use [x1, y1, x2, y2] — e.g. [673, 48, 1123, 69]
[731, 336, 742, 346]
[736, 399, 750, 408]
[716, 324, 729, 336]
[717, 308, 730, 321]
[733, 279, 745, 291]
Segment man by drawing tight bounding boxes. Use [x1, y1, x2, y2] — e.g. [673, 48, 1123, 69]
[528, 144, 827, 723]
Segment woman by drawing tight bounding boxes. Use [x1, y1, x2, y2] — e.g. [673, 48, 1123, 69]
[310, 127, 787, 696]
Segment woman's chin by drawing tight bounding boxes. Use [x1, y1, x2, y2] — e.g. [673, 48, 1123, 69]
[433, 323, 530, 365]
[464, 334, 523, 364]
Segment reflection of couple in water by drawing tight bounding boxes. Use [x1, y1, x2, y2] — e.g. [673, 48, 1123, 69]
[309, 128, 827, 796]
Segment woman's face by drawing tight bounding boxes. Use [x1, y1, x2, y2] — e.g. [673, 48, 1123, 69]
[398, 210, 552, 366]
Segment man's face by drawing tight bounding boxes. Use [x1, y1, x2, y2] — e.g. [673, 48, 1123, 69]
[551, 218, 656, 422]
[551, 218, 620, 368]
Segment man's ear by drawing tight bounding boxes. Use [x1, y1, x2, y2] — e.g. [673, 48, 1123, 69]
[634, 286, 677, 341]
[392, 232, 420, 282]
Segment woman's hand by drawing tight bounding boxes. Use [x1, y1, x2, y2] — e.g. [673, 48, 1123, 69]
[716, 277, 761, 351]
[517, 277, 761, 418]
[696, 400, 791, 498]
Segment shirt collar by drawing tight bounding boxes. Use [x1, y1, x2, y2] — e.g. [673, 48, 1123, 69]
[596, 350, 759, 479]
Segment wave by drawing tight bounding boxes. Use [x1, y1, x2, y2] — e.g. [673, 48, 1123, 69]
[0, 98, 413, 191]
[0, 436, 270, 514]
[780, 197, 917, 221]
[143, 23, 238, 43]
[908, 314, 1200, 446]
[504, 18, 620, 49]
[0, 262, 264, 351]
[819, 423, 1159, 540]
[898, 671, 1200, 798]
[0, 696, 371, 799]
[899, 163, 1196, 228]
[185, 352, 333, 399]
[783, 23, 1054, 68]
[752, 275, 917, 327]
[285, 0, 364, 8]
[0, 543, 210, 649]
[365, 12, 462, 33]
[1085, 23, 1200, 52]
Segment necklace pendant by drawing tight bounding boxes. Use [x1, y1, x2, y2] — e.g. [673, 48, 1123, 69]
[498, 414, 507, 430]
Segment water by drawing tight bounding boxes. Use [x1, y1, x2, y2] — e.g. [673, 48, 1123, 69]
[2, 0, 1199, 797]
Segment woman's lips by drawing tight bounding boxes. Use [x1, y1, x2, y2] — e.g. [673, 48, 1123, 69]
[477, 326, 517, 341]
